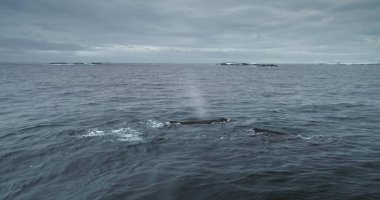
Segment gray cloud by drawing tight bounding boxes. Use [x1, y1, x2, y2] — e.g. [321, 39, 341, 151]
[0, 38, 87, 51]
[0, 0, 379, 63]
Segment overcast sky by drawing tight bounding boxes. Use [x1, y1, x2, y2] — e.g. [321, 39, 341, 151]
[0, 0, 379, 63]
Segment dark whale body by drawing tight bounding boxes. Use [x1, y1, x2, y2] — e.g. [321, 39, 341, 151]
[169, 118, 230, 125]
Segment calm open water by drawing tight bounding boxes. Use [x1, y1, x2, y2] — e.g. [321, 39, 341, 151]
[1, 63, 380, 200]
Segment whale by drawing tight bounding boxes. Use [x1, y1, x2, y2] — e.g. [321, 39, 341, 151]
[169, 118, 230, 125]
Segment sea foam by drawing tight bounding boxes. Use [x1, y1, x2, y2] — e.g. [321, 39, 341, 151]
[82, 127, 142, 142]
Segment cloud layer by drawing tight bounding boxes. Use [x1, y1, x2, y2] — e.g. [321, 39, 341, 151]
[1, 0, 379, 63]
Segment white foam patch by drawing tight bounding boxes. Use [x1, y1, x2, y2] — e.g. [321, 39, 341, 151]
[113, 128, 142, 142]
[146, 119, 164, 129]
[82, 129, 106, 137]
[117, 133, 141, 142]
[82, 127, 142, 142]
[297, 134, 324, 140]
[249, 132, 265, 136]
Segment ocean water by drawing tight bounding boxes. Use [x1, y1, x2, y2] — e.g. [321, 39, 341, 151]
[1, 63, 380, 200]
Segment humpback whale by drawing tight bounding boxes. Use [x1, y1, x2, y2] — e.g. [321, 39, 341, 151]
[169, 118, 230, 125]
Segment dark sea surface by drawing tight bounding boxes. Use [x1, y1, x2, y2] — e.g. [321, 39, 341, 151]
[1, 63, 380, 200]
